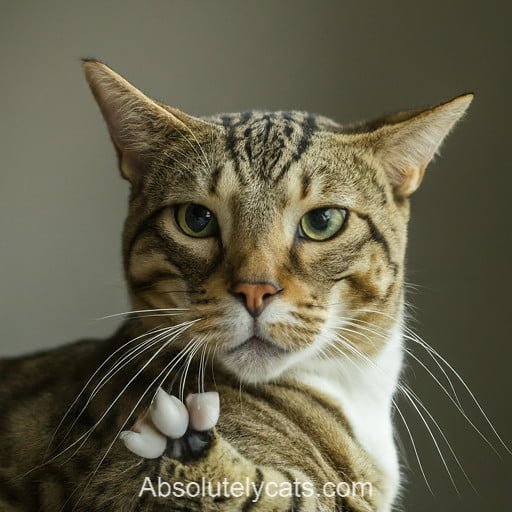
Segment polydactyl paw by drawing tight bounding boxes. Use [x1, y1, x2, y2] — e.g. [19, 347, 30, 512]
[120, 389, 220, 461]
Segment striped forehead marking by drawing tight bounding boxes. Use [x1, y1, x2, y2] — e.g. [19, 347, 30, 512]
[217, 111, 318, 186]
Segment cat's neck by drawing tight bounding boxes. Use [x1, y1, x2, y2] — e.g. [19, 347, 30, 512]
[289, 321, 403, 511]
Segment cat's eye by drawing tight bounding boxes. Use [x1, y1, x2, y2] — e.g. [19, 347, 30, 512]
[175, 204, 219, 238]
[299, 207, 347, 241]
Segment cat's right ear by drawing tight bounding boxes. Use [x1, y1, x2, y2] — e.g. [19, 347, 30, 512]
[82, 59, 212, 183]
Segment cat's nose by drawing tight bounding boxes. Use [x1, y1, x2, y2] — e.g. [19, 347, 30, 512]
[230, 282, 281, 317]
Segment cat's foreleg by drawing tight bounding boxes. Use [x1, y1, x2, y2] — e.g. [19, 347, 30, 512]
[121, 388, 319, 511]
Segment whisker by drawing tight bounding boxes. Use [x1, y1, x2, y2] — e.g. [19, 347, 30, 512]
[121, 313, 187, 321]
[403, 346, 500, 455]
[399, 383, 475, 491]
[155, 334, 206, 400]
[327, 339, 433, 493]
[397, 381, 460, 494]
[96, 307, 188, 320]
[179, 339, 204, 401]
[348, 317, 465, 410]
[197, 343, 207, 394]
[44, 324, 173, 458]
[336, 322, 499, 462]
[61, 322, 197, 462]
[337, 324, 375, 346]
[206, 346, 212, 393]
[55, 324, 183, 450]
[201, 344, 210, 394]
[407, 331, 511, 455]
[211, 343, 219, 392]
[352, 306, 511, 455]
[67, 337, 200, 512]
[19, 320, 198, 480]
[333, 334, 463, 492]
[393, 396, 433, 494]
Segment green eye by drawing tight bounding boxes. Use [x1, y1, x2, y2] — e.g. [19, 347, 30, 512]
[175, 204, 219, 238]
[299, 208, 347, 241]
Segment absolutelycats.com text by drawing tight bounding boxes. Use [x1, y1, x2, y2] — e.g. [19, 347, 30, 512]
[139, 476, 373, 501]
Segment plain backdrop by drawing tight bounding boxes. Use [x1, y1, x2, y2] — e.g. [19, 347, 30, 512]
[0, 1, 510, 510]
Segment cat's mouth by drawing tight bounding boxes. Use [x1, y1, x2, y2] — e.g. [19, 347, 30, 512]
[226, 335, 288, 357]
[220, 332, 297, 382]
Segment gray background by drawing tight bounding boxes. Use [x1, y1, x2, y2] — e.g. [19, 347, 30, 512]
[1, 1, 510, 510]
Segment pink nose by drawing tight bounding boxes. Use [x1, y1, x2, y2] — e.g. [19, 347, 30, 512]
[231, 282, 280, 316]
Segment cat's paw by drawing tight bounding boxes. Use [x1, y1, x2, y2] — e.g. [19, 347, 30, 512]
[120, 389, 219, 461]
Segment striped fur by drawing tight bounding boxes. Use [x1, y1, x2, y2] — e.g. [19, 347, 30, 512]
[0, 60, 472, 511]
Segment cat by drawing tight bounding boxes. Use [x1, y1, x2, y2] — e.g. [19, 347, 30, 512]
[0, 59, 472, 511]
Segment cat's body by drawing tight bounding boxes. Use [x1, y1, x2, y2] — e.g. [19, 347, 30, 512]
[0, 60, 472, 511]
[0, 324, 387, 511]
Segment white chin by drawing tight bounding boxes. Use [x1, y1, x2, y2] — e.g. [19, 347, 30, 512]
[220, 350, 289, 384]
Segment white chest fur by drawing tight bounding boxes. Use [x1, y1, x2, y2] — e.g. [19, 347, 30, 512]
[292, 325, 403, 511]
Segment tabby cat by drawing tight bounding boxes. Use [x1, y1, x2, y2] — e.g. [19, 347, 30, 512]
[0, 60, 472, 511]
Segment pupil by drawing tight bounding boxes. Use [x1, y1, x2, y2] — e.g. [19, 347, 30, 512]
[310, 209, 331, 231]
[186, 205, 211, 232]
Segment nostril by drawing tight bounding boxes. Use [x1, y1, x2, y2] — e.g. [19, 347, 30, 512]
[230, 282, 282, 316]
[233, 290, 246, 303]
[265, 285, 283, 297]
[230, 286, 248, 301]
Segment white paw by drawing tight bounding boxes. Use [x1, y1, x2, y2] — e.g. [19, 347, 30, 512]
[120, 389, 220, 459]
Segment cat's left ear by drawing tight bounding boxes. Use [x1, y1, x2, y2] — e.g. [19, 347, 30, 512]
[358, 94, 473, 198]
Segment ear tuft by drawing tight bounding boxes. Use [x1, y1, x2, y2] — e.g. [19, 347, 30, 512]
[367, 93, 474, 197]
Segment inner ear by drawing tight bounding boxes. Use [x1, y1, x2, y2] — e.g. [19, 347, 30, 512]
[82, 59, 219, 183]
[349, 94, 474, 198]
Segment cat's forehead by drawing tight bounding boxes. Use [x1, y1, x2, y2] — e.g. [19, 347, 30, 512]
[205, 110, 342, 185]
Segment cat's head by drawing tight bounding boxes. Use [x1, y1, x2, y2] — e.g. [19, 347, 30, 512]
[83, 60, 472, 384]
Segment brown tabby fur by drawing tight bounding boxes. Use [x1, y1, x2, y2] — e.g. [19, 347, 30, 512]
[0, 60, 472, 511]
